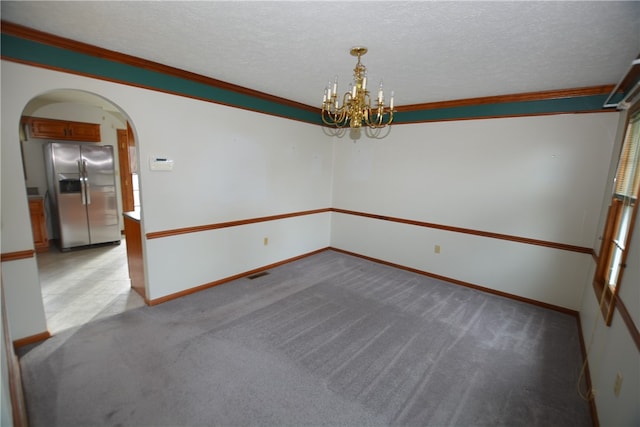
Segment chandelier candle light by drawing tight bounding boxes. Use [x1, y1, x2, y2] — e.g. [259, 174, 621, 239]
[322, 47, 394, 129]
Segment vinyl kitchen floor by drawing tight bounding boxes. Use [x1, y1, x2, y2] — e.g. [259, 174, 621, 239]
[36, 238, 146, 334]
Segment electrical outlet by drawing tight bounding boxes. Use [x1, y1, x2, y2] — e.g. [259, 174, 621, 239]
[614, 372, 623, 397]
[434, 245, 441, 254]
[263, 237, 269, 246]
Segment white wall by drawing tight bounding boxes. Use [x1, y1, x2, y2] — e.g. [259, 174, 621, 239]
[130, 89, 333, 299]
[1, 258, 47, 340]
[579, 108, 640, 427]
[134, 90, 332, 232]
[1, 65, 49, 339]
[331, 113, 619, 310]
[146, 213, 331, 300]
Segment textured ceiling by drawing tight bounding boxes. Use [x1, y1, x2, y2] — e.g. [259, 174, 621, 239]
[2, 1, 640, 108]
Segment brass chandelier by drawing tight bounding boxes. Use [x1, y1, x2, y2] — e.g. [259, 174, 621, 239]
[321, 47, 394, 129]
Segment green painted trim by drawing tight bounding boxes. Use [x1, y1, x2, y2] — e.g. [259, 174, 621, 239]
[395, 95, 616, 123]
[1, 32, 620, 124]
[1, 33, 322, 124]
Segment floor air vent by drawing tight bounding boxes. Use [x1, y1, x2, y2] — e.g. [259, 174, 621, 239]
[247, 271, 269, 280]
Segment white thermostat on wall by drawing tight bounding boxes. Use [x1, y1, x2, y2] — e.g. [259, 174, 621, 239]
[149, 156, 174, 171]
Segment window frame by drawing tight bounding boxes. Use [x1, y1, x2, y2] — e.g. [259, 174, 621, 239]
[593, 104, 640, 325]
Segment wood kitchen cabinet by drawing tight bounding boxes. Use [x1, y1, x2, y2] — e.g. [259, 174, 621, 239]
[28, 197, 49, 253]
[24, 117, 101, 142]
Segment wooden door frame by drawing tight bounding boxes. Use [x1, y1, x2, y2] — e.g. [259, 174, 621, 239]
[117, 123, 135, 213]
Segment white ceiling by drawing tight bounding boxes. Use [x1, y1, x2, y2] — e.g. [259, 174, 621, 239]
[2, 1, 640, 108]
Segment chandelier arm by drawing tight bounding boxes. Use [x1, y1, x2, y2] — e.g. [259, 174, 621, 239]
[323, 115, 348, 128]
[321, 105, 337, 126]
[322, 104, 349, 128]
[387, 109, 394, 125]
[321, 109, 335, 126]
[369, 111, 382, 128]
[335, 100, 349, 126]
[343, 92, 352, 111]
[363, 105, 394, 129]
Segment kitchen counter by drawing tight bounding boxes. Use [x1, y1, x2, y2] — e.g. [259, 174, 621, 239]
[123, 210, 141, 222]
[123, 210, 145, 300]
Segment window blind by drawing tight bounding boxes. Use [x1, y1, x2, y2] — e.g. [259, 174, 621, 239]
[614, 113, 640, 199]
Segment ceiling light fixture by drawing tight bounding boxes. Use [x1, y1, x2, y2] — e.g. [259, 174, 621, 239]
[322, 47, 394, 130]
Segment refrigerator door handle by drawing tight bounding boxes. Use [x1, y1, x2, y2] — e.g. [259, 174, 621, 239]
[78, 160, 87, 205]
[83, 159, 91, 205]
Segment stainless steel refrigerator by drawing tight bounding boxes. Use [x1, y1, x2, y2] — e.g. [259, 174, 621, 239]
[45, 142, 121, 250]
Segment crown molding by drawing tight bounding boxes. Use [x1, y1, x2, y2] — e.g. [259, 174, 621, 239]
[0, 20, 319, 117]
[1, 20, 618, 125]
[396, 85, 616, 112]
[393, 87, 616, 124]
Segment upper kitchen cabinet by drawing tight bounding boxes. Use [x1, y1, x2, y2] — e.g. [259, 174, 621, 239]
[23, 116, 101, 142]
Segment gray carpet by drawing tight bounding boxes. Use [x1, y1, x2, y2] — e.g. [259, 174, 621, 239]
[19, 250, 592, 426]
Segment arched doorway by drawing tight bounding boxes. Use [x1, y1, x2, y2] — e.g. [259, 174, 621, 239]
[19, 89, 145, 334]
